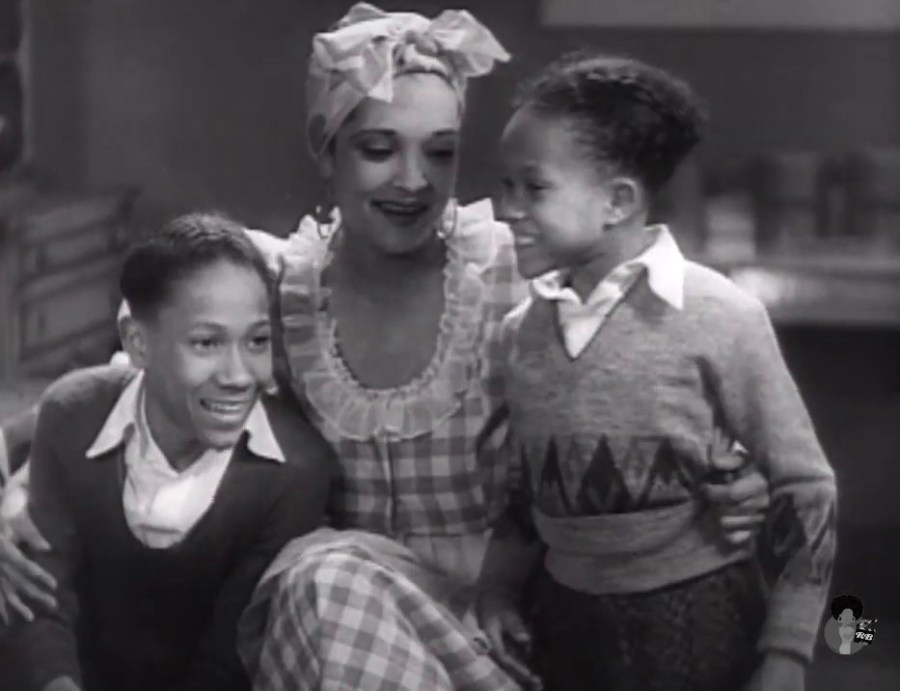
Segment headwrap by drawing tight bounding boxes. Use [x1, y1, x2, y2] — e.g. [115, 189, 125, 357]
[305, 2, 510, 160]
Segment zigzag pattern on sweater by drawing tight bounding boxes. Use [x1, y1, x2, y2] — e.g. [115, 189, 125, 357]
[516, 435, 705, 516]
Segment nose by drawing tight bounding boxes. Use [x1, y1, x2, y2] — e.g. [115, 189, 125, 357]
[217, 346, 255, 389]
[494, 186, 525, 224]
[394, 151, 428, 192]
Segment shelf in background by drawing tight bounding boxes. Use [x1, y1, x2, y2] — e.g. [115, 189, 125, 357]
[696, 254, 900, 329]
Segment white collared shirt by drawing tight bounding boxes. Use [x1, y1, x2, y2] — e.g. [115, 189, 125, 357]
[86, 372, 285, 548]
[530, 225, 685, 358]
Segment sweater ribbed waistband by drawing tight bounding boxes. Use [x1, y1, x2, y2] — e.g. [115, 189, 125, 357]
[532, 503, 755, 594]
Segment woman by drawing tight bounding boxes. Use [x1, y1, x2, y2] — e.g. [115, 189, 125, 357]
[1, 4, 770, 689]
[237, 5, 771, 690]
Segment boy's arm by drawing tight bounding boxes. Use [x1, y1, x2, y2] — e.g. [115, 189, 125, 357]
[10, 397, 84, 690]
[713, 298, 837, 664]
[179, 455, 331, 691]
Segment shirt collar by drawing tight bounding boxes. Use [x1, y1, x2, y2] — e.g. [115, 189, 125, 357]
[86, 371, 285, 463]
[531, 224, 684, 310]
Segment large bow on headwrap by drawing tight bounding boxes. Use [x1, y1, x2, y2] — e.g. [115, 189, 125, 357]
[305, 2, 510, 160]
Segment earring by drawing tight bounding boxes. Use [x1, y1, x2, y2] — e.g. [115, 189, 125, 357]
[436, 198, 459, 240]
[314, 183, 335, 240]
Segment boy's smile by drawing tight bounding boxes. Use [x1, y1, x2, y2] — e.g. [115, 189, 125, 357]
[129, 259, 273, 468]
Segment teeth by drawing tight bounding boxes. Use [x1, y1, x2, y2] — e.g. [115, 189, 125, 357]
[202, 400, 245, 414]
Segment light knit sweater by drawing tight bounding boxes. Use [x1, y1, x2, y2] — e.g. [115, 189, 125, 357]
[503, 260, 837, 663]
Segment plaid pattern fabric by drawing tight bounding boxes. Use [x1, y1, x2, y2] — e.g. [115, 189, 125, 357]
[277, 209, 528, 549]
[239, 530, 522, 691]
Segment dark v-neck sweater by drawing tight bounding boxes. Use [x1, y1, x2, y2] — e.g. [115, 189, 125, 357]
[12, 365, 336, 691]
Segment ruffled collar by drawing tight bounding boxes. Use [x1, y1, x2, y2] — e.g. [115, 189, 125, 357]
[278, 199, 501, 441]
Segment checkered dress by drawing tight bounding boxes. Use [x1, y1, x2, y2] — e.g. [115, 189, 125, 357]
[239, 529, 523, 691]
[245, 201, 529, 689]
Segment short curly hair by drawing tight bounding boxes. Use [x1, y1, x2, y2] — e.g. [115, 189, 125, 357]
[513, 50, 707, 193]
[830, 594, 864, 620]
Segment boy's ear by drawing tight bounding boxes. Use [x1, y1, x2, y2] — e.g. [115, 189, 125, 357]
[119, 315, 148, 369]
[606, 176, 643, 225]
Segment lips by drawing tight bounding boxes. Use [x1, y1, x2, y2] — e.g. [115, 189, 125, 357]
[514, 237, 538, 250]
[372, 199, 431, 225]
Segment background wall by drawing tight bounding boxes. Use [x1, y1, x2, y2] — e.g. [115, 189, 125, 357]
[27, 0, 900, 231]
[23, 0, 900, 616]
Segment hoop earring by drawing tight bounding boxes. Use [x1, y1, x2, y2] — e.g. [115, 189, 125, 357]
[436, 198, 459, 240]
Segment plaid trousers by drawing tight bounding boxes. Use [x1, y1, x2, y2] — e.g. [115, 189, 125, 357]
[238, 529, 522, 691]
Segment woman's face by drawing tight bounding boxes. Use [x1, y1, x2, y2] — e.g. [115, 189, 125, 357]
[325, 72, 462, 256]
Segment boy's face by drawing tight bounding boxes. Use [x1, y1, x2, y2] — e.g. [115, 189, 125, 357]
[125, 259, 273, 460]
[496, 107, 617, 279]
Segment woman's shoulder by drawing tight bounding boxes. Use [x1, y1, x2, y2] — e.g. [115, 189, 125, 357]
[452, 198, 515, 274]
[452, 199, 527, 313]
[274, 214, 334, 315]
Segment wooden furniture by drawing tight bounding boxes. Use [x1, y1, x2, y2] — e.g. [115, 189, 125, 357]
[0, 182, 138, 379]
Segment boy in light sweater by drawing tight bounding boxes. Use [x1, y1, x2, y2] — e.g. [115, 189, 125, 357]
[489, 52, 837, 691]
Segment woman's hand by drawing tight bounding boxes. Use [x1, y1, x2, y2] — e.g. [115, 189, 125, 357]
[702, 444, 770, 546]
[0, 481, 56, 624]
[475, 588, 543, 690]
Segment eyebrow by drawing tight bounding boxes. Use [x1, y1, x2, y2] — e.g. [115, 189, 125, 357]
[188, 318, 271, 331]
[350, 128, 460, 140]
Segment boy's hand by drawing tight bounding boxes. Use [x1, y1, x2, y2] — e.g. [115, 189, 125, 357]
[744, 652, 805, 691]
[475, 588, 543, 690]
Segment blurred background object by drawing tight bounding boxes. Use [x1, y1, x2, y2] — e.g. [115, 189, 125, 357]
[845, 148, 900, 252]
[751, 150, 827, 253]
[0, 0, 139, 383]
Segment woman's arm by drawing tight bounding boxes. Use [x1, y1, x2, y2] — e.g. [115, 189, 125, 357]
[8, 397, 84, 690]
[1, 404, 40, 479]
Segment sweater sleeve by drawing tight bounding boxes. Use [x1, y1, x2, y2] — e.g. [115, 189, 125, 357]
[178, 462, 323, 691]
[11, 399, 84, 690]
[713, 297, 837, 663]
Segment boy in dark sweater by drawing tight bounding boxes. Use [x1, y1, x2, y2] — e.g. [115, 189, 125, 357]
[5, 213, 335, 691]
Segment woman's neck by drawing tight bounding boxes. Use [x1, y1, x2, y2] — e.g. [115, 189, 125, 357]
[568, 219, 653, 303]
[332, 229, 447, 301]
